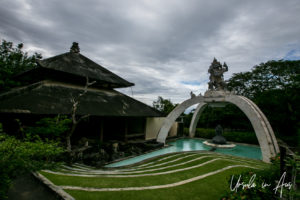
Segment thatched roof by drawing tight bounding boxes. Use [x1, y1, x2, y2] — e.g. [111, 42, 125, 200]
[16, 51, 134, 89]
[0, 81, 162, 117]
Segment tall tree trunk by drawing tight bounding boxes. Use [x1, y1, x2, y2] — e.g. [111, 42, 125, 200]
[67, 77, 95, 153]
[66, 135, 71, 152]
[66, 123, 77, 151]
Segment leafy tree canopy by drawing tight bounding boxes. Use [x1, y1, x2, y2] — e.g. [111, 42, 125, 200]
[227, 60, 300, 146]
[25, 115, 71, 140]
[0, 40, 42, 92]
[227, 60, 300, 98]
[153, 96, 177, 115]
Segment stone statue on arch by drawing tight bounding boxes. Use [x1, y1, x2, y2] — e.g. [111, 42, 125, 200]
[208, 58, 228, 91]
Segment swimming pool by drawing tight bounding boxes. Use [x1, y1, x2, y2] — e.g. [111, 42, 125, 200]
[105, 138, 262, 167]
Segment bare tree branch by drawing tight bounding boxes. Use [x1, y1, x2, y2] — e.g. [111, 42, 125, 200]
[78, 77, 96, 98]
[78, 114, 90, 124]
[66, 76, 96, 152]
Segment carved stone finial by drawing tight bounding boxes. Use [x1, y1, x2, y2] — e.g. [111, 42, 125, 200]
[190, 91, 196, 98]
[208, 58, 228, 91]
[70, 42, 80, 53]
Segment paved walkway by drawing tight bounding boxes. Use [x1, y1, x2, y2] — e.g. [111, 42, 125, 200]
[45, 154, 263, 176]
[8, 173, 60, 200]
[60, 165, 259, 191]
[59, 154, 212, 174]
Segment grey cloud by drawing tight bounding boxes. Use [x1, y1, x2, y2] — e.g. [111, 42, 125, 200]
[1, 0, 300, 105]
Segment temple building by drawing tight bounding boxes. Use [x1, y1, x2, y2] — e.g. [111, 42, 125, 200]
[0, 43, 172, 142]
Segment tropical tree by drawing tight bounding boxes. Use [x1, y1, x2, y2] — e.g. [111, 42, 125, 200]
[227, 60, 300, 98]
[67, 77, 95, 151]
[25, 115, 71, 141]
[227, 60, 300, 146]
[0, 39, 42, 92]
[153, 96, 177, 115]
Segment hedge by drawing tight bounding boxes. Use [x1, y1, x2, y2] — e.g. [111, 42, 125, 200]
[183, 128, 258, 144]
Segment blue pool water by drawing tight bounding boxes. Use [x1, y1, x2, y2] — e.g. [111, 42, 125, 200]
[105, 139, 262, 167]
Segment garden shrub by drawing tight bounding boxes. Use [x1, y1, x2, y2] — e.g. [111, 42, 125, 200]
[221, 156, 281, 200]
[221, 154, 300, 199]
[186, 128, 259, 144]
[0, 133, 64, 199]
[25, 115, 71, 140]
[195, 128, 216, 138]
[223, 131, 258, 144]
[183, 127, 189, 136]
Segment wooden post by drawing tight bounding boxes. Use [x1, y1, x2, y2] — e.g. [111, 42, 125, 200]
[280, 146, 286, 175]
[124, 118, 128, 142]
[143, 118, 146, 140]
[100, 119, 104, 142]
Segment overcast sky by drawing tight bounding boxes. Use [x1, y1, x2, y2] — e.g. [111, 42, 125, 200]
[1, 0, 300, 105]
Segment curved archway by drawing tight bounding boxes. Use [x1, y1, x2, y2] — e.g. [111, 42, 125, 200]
[189, 102, 208, 138]
[156, 92, 279, 162]
[156, 95, 204, 143]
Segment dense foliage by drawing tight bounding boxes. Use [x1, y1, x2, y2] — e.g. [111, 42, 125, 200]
[227, 60, 300, 98]
[0, 131, 64, 199]
[0, 39, 41, 92]
[25, 115, 71, 140]
[184, 128, 258, 144]
[227, 60, 300, 146]
[153, 96, 177, 115]
[184, 104, 253, 131]
[221, 154, 300, 200]
[221, 165, 281, 199]
[0, 40, 67, 198]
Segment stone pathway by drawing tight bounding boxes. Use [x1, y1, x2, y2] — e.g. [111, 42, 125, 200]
[48, 153, 263, 176]
[123, 153, 199, 171]
[43, 157, 263, 178]
[56, 152, 203, 174]
[60, 165, 259, 191]
[133, 153, 185, 168]
[59, 154, 211, 174]
[43, 158, 220, 177]
[8, 173, 62, 200]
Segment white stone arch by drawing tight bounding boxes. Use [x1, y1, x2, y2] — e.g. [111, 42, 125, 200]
[189, 102, 208, 138]
[156, 91, 279, 163]
[156, 95, 204, 143]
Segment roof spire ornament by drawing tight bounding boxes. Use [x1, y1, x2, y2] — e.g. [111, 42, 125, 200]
[70, 42, 80, 53]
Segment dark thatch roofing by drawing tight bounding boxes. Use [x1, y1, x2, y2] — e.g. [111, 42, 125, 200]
[16, 52, 134, 88]
[0, 81, 162, 117]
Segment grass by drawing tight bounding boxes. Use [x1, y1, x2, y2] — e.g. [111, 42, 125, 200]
[64, 168, 258, 200]
[40, 152, 269, 200]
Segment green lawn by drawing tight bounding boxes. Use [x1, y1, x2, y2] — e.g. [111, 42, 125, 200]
[65, 168, 252, 200]
[40, 152, 269, 200]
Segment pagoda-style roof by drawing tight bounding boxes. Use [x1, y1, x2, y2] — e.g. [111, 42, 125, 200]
[16, 43, 134, 88]
[0, 81, 162, 117]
